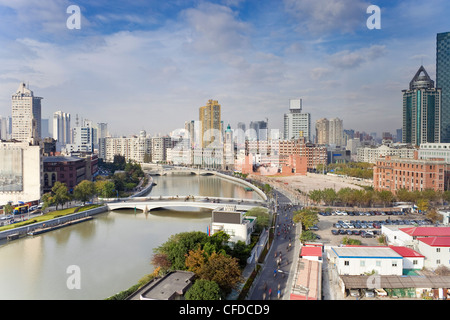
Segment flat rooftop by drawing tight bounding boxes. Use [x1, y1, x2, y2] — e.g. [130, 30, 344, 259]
[331, 246, 402, 259]
[128, 271, 195, 300]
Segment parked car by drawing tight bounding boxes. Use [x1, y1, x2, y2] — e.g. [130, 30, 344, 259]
[363, 289, 375, 298]
[331, 229, 339, 235]
[346, 230, 353, 235]
[350, 289, 360, 297]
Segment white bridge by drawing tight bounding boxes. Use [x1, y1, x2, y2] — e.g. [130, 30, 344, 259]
[106, 196, 266, 213]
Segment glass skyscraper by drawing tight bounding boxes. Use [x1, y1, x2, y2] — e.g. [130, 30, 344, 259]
[402, 66, 441, 146]
[437, 32, 450, 142]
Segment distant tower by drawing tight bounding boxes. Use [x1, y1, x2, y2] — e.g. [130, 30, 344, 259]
[199, 99, 222, 148]
[402, 66, 441, 146]
[283, 98, 311, 141]
[11, 82, 43, 143]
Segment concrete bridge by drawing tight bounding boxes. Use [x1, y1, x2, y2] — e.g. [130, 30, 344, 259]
[106, 195, 266, 213]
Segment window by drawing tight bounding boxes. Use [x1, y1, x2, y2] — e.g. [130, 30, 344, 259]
[376, 261, 381, 267]
[344, 261, 349, 266]
[360, 261, 365, 267]
[392, 261, 398, 267]
[437, 248, 441, 253]
[413, 260, 418, 265]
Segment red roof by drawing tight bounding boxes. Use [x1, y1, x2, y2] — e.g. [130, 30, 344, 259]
[417, 236, 450, 247]
[400, 227, 450, 237]
[389, 246, 424, 258]
[301, 246, 322, 257]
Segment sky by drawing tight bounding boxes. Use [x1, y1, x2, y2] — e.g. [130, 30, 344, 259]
[0, 0, 449, 138]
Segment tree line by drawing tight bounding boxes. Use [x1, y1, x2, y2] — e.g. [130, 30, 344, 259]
[307, 186, 450, 211]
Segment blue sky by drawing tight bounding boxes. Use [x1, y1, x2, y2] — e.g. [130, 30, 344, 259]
[0, 0, 449, 137]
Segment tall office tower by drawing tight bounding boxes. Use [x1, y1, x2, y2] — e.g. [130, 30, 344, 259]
[199, 99, 222, 148]
[11, 82, 43, 143]
[283, 98, 311, 141]
[402, 66, 441, 146]
[328, 118, 344, 146]
[437, 32, 450, 142]
[315, 118, 329, 144]
[53, 111, 71, 146]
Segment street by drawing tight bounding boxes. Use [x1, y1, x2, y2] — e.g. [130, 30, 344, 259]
[247, 190, 301, 300]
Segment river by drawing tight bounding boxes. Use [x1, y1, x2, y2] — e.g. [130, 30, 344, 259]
[0, 174, 262, 300]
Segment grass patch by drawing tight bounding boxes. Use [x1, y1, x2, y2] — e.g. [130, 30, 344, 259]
[0, 204, 102, 232]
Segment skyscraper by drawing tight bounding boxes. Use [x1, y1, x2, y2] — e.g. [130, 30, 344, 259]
[315, 117, 344, 146]
[53, 111, 71, 146]
[11, 82, 43, 143]
[437, 32, 450, 142]
[283, 98, 311, 141]
[402, 66, 441, 146]
[199, 99, 222, 148]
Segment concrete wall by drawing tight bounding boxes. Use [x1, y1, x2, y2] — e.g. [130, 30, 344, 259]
[0, 205, 107, 241]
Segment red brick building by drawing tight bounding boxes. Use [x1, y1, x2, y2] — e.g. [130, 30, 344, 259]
[373, 152, 446, 194]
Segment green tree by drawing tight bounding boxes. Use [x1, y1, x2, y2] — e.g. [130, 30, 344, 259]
[73, 180, 96, 205]
[154, 231, 209, 270]
[376, 190, 394, 207]
[322, 188, 337, 206]
[51, 182, 71, 210]
[308, 190, 323, 204]
[196, 251, 241, 295]
[293, 208, 319, 231]
[185, 279, 222, 300]
[95, 180, 116, 198]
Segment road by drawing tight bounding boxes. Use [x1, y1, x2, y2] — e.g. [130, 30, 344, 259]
[247, 190, 301, 300]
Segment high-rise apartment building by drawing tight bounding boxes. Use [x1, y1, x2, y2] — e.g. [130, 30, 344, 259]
[437, 32, 450, 142]
[283, 99, 311, 141]
[402, 66, 441, 146]
[199, 99, 222, 148]
[11, 82, 43, 143]
[101, 130, 151, 163]
[53, 111, 71, 146]
[316, 118, 344, 146]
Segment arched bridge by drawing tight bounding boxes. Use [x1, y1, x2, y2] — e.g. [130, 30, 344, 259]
[106, 196, 266, 213]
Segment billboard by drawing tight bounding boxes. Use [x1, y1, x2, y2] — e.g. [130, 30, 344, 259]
[0, 148, 23, 192]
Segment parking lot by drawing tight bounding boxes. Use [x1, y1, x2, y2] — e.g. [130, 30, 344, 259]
[313, 209, 433, 246]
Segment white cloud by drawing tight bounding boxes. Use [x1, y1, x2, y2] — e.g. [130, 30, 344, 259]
[283, 0, 370, 35]
[328, 45, 386, 69]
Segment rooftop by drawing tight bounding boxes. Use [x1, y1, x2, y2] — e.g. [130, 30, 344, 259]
[417, 236, 450, 247]
[301, 246, 322, 257]
[331, 246, 402, 259]
[389, 246, 425, 258]
[400, 227, 450, 237]
[129, 271, 195, 300]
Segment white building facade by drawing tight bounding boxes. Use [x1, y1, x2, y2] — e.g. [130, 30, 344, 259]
[329, 246, 404, 276]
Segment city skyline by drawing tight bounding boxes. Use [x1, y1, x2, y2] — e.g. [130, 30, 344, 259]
[0, 1, 449, 137]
